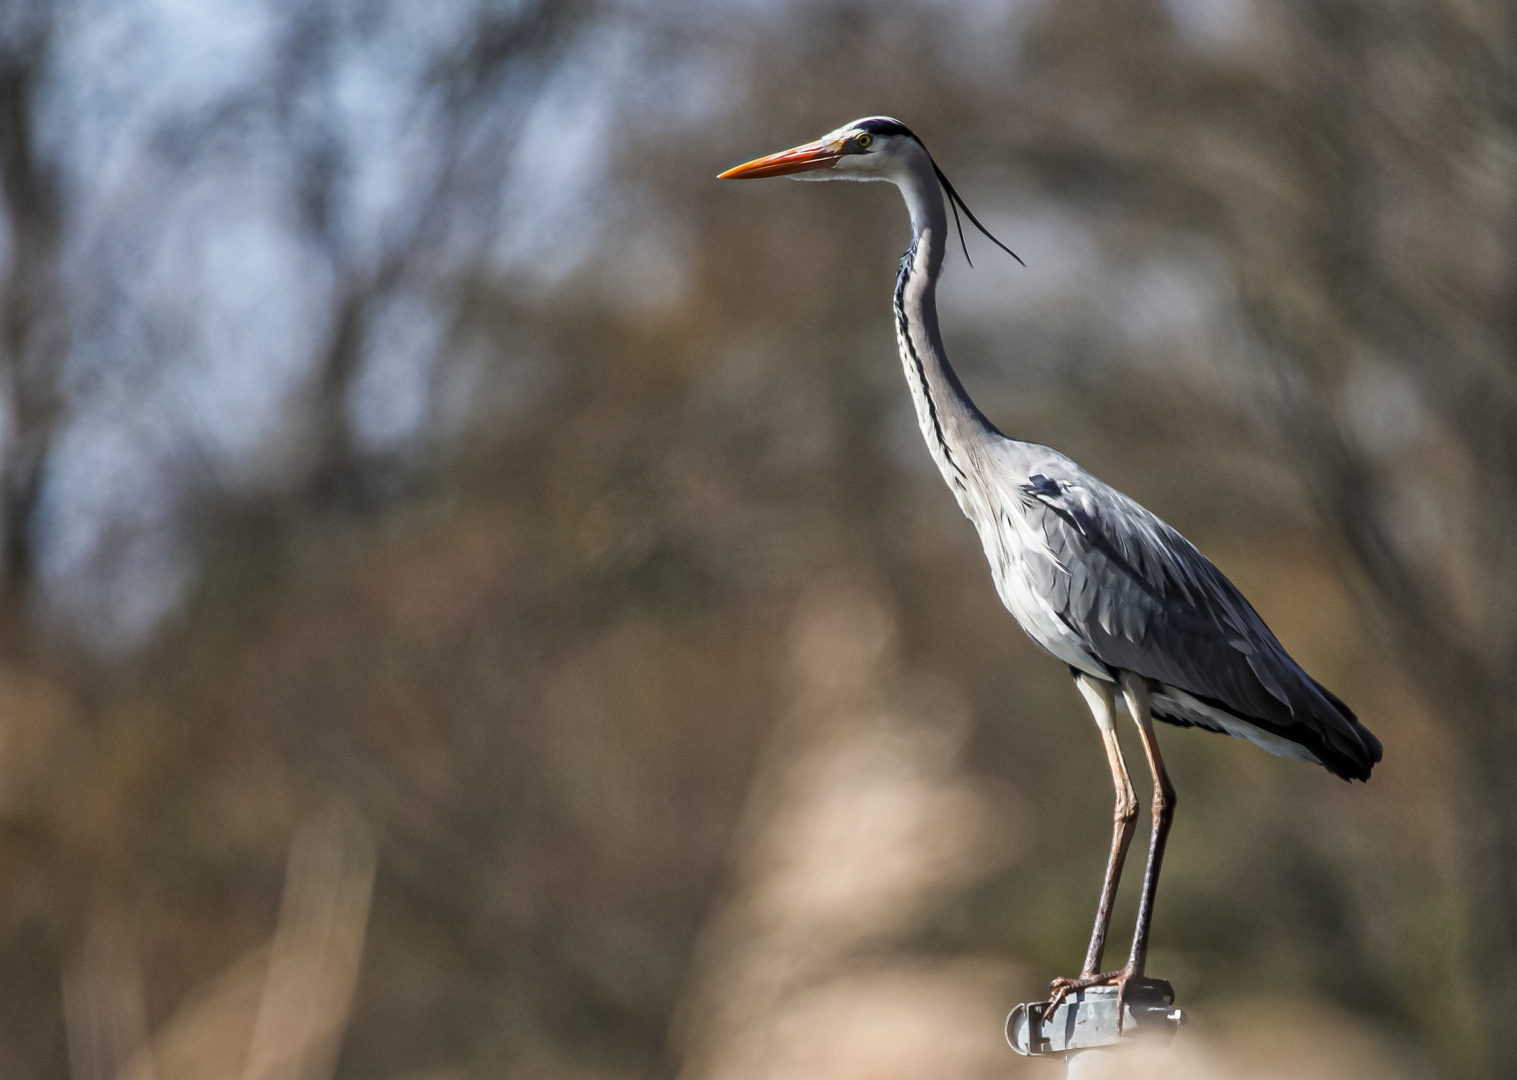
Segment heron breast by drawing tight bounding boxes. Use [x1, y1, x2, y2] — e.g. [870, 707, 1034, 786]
[970, 502, 1105, 678]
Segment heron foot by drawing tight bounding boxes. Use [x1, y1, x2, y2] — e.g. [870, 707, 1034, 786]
[1045, 969, 1173, 1035]
[1045, 969, 1122, 1018]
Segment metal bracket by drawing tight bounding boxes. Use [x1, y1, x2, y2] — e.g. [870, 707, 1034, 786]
[1006, 983, 1184, 1056]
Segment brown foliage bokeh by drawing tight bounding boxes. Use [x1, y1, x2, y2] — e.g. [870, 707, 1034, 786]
[0, 0, 1510, 1077]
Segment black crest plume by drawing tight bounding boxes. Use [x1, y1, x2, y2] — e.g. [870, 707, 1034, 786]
[931, 159, 1024, 268]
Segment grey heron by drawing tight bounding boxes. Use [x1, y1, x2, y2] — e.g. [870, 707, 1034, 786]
[719, 117, 1382, 1021]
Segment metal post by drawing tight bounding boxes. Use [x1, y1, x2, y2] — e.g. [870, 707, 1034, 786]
[1006, 983, 1184, 1062]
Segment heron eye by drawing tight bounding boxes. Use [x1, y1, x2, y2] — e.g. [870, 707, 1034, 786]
[856, 133, 873, 149]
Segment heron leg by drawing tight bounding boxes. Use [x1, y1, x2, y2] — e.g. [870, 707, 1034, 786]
[1045, 672, 1178, 1032]
[1115, 670, 1177, 1029]
[1046, 674, 1137, 1014]
[1075, 674, 1137, 975]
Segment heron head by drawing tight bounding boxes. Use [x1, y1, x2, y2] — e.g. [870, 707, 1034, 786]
[718, 116, 1024, 266]
[717, 116, 925, 183]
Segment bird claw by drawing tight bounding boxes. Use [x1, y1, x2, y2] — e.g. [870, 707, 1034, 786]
[1044, 969, 1123, 1018]
[1045, 970, 1173, 1035]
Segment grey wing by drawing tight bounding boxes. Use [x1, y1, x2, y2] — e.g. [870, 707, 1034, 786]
[1017, 472, 1382, 781]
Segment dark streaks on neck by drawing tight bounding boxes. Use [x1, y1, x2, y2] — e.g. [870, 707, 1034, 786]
[895, 238, 965, 482]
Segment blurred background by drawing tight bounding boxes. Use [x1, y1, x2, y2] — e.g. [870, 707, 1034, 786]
[0, 0, 1510, 1076]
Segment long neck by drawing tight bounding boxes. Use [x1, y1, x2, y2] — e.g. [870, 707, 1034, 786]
[891, 161, 1001, 497]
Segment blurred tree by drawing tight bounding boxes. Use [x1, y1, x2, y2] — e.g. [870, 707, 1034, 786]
[0, 0, 65, 596]
[1, 0, 599, 646]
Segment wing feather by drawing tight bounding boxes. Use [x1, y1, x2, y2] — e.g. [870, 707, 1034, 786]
[1014, 471, 1381, 780]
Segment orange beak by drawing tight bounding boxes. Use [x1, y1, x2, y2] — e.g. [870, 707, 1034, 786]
[718, 139, 843, 179]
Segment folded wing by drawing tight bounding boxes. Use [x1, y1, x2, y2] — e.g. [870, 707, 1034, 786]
[1014, 471, 1382, 781]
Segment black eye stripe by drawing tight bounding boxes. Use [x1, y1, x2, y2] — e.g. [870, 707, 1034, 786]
[854, 117, 918, 141]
